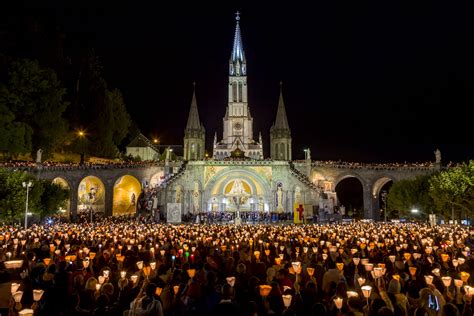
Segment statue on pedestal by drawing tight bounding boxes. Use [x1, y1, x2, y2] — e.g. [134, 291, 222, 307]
[175, 186, 182, 203]
[35, 148, 43, 163]
[192, 182, 200, 213]
[276, 183, 284, 213]
[434, 149, 441, 164]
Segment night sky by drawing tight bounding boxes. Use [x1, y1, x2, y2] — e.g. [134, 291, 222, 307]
[3, 1, 474, 162]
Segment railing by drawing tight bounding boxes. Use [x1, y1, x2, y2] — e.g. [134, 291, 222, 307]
[305, 160, 436, 171]
[0, 161, 174, 171]
[288, 162, 319, 191]
[160, 162, 188, 187]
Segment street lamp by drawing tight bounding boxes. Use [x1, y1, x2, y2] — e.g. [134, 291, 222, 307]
[381, 190, 388, 222]
[22, 181, 33, 229]
[411, 209, 419, 214]
[77, 130, 86, 164]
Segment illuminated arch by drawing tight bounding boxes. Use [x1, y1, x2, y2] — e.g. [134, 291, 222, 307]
[78, 176, 105, 215]
[113, 175, 142, 216]
[204, 168, 272, 212]
[224, 179, 252, 195]
[334, 172, 366, 188]
[371, 176, 396, 197]
[52, 177, 70, 217]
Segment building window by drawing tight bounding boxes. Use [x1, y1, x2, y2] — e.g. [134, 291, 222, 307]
[232, 83, 237, 102]
[238, 82, 243, 102]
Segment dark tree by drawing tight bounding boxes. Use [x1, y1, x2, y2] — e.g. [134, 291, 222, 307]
[0, 58, 69, 159]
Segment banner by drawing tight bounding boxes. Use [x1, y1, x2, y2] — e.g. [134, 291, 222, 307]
[294, 203, 304, 224]
[167, 203, 182, 223]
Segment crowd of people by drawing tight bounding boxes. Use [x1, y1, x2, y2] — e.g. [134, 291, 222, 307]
[0, 160, 160, 171]
[1, 159, 459, 173]
[1, 219, 473, 316]
[310, 161, 436, 170]
[190, 212, 295, 224]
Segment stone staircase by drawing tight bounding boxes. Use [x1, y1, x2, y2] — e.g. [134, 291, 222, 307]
[288, 162, 320, 192]
[160, 161, 188, 188]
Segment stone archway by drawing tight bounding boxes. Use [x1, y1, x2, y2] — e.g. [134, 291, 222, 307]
[113, 175, 142, 216]
[203, 168, 272, 213]
[372, 176, 396, 197]
[52, 177, 71, 217]
[78, 176, 106, 216]
[334, 175, 365, 218]
[372, 176, 395, 221]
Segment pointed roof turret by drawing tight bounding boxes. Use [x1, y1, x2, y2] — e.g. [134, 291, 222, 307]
[185, 82, 203, 131]
[229, 11, 246, 76]
[273, 82, 290, 131]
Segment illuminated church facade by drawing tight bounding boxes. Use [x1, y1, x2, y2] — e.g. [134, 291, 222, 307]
[33, 16, 437, 221]
[166, 13, 321, 217]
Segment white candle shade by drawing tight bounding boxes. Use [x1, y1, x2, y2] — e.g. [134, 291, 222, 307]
[18, 309, 34, 316]
[33, 289, 44, 301]
[282, 294, 292, 308]
[13, 291, 23, 303]
[361, 285, 372, 298]
[11, 283, 20, 294]
[442, 276, 452, 287]
[424, 275, 433, 285]
[226, 276, 236, 287]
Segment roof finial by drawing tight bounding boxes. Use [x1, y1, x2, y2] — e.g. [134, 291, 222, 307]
[235, 11, 240, 21]
[192, 81, 196, 87]
[280, 81, 283, 87]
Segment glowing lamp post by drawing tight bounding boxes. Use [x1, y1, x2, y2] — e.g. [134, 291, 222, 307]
[22, 181, 33, 229]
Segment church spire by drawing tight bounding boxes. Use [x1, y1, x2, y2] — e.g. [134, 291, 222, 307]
[184, 82, 205, 161]
[185, 82, 202, 131]
[274, 82, 290, 131]
[270, 82, 292, 160]
[229, 11, 246, 76]
[214, 12, 262, 160]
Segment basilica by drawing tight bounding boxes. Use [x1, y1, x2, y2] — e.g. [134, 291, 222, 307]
[164, 13, 321, 219]
[28, 14, 436, 222]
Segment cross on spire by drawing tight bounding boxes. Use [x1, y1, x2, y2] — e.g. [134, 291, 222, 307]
[230, 11, 246, 76]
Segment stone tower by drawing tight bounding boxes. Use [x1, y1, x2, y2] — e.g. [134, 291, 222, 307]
[213, 12, 263, 160]
[270, 82, 292, 160]
[183, 82, 205, 160]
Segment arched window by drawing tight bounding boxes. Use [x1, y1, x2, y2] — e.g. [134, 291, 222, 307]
[238, 82, 243, 102]
[191, 143, 196, 160]
[232, 83, 237, 102]
[280, 143, 286, 159]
